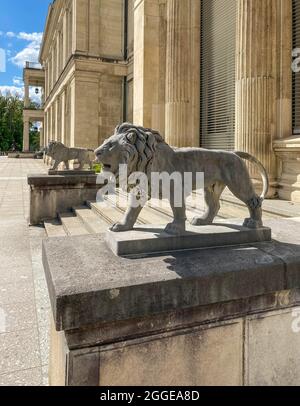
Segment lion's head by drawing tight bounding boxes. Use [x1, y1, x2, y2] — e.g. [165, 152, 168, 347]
[47, 141, 65, 158]
[94, 123, 165, 178]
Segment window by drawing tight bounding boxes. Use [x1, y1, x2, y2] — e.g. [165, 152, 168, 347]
[200, 0, 237, 150]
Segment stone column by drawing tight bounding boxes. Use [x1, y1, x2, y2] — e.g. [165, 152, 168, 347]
[39, 125, 43, 149]
[235, 0, 278, 197]
[23, 119, 30, 152]
[133, 0, 167, 135]
[24, 80, 30, 108]
[63, 10, 68, 66]
[165, 0, 200, 147]
[61, 89, 66, 144]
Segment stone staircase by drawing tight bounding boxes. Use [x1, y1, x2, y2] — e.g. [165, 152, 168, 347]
[44, 189, 300, 237]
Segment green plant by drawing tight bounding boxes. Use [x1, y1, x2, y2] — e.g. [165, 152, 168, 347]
[92, 163, 102, 173]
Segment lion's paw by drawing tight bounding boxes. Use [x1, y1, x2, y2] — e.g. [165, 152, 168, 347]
[110, 222, 133, 232]
[243, 218, 263, 229]
[164, 222, 185, 236]
[190, 216, 212, 226]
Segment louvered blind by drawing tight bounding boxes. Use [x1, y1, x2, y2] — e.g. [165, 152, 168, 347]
[293, 0, 300, 134]
[200, 0, 237, 150]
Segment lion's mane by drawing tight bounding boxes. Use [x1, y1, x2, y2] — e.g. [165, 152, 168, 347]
[114, 123, 165, 177]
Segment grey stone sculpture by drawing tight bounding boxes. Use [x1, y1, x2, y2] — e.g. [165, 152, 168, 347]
[95, 123, 269, 235]
[47, 141, 95, 170]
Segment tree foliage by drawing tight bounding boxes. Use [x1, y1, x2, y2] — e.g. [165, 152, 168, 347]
[0, 92, 24, 151]
[0, 93, 41, 152]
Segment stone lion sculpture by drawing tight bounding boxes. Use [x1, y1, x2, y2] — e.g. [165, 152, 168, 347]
[47, 141, 95, 170]
[95, 123, 269, 235]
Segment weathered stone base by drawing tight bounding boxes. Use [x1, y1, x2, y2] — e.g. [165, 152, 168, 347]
[28, 173, 100, 225]
[43, 218, 300, 386]
[106, 223, 271, 256]
[49, 292, 300, 386]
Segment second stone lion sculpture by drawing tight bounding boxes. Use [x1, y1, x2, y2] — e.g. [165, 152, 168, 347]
[95, 123, 269, 235]
[46, 141, 95, 170]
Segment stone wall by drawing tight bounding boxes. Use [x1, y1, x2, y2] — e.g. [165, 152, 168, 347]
[98, 74, 124, 145]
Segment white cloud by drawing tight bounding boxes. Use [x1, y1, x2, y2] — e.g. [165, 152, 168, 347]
[6, 32, 15, 38]
[0, 85, 42, 104]
[10, 31, 43, 68]
[11, 45, 40, 68]
[0, 85, 23, 98]
[13, 76, 23, 86]
[18, 32, 43, 42]
[0, 31, 3, 36]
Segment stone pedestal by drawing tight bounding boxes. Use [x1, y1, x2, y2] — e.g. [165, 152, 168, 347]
[28, 173, 100, 225]
[274, 137, 300, 202]
[43, 218, 300, 386]
[106, 223, 271, 257]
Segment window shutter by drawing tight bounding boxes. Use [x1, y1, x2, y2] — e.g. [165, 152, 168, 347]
[293, 0, 300, 134]
[200, 0, 237, 150]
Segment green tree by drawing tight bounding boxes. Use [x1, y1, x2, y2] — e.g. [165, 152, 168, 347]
[0, 92, 24, 152]
[30, 127, 41, 151]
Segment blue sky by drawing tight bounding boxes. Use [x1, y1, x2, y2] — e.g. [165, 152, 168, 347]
[0, 0, 52, 101]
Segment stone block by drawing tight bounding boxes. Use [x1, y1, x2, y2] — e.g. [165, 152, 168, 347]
[43, 234, 285, 331]
[28, 173, 100, 225]
[42, 218, 300, 385]
[106, 223, 272, 256]
[99, 320, 243, 386]
[246, 309, 300, 385]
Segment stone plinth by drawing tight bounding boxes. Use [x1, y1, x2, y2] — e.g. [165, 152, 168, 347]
[48, 169, 95, 176]
[43, 218, 300, 386]
[106, 223, 272, 257]
[28, 173, 100, 225]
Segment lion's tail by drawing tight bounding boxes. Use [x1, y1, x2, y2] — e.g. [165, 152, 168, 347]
[234, 151, 269, 200]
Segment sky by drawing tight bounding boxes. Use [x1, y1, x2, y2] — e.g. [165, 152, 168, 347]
[0, 0, 52, 103]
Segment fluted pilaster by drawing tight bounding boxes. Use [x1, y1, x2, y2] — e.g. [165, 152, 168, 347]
[236, 0, 278, 195]
[165, 0, 200, 147]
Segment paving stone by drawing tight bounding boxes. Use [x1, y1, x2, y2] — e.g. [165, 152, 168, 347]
[0, 367, 42, 386]
[0, 328, 41, 374]
[0, 301, 37, 333]
[0, 280, 35, 306]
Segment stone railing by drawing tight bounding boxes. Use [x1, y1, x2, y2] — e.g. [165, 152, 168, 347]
[25, 61, 42, 70]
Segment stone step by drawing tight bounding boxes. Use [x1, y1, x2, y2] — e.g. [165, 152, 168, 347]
[139, 205, 172, 225]
[73, 205, 109, 234]
[108, 192, 172, 224]
[44, 219, 67, 238]
[87, 201, 127, 224]
[59, 212, 90, 236]
[219, 190, 300, 218]
[87, 200, 146, 225]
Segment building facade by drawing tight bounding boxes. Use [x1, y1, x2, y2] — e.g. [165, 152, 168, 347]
[23, 0, 300, 202]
